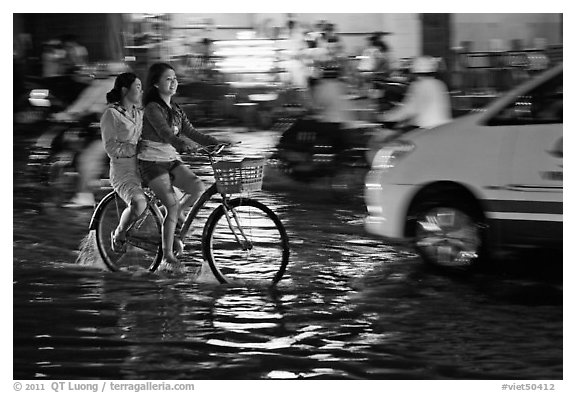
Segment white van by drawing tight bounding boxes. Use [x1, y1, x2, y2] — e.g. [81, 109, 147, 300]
[364, 64, 562, 267]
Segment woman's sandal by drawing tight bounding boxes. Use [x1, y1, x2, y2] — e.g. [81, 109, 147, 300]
[111, 231, 127, 253]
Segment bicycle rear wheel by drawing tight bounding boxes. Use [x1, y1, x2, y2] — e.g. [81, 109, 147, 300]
[94, 193, 163, 272]
[202, 198, 290, 285]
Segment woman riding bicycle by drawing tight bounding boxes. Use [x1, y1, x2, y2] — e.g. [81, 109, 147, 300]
[100, 72, 147, 253]
[138, 62, 220, 273]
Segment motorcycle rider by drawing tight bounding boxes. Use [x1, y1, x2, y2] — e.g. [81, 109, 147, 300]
[310, 37, 356, 124]
[51, 63, 120, 122]
[55, 63, 127, 208]
[366, 55, 452, 164]
[380, 55, 451, 128]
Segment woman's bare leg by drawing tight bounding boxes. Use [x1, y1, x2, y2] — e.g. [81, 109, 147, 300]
[171, 164, 206, 221]
[147, 174, 180, 264]
[114, 194, 147, 240]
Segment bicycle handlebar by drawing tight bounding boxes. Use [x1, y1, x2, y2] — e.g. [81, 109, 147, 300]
[196, 141, 240, 157]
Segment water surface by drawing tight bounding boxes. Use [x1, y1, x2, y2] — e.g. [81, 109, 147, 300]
[13, 128, 562, 379]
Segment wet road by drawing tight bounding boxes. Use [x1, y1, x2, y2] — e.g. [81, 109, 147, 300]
[13, 128, 562, 380]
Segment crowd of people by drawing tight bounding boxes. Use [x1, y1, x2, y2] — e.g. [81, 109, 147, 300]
[279, 20, 452, 135]
[279, 21, 403, 125]
[281, 21, 394, 91]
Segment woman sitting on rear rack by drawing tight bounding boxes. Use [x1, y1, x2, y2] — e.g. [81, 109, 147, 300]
[100, 72, 147, 254]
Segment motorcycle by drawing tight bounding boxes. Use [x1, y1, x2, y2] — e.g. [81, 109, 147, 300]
[27, 113, 109, 207]
[270, 77, 409, 190]
[14, 75, 89, 131]
[271, 117, 378, 190]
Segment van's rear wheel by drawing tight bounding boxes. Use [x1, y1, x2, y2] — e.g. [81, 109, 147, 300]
[408, 199, 487, 269]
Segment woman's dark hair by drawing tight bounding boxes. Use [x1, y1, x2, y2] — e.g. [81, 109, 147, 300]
[106, 72, 139, 104]
[143, 62, 177, 123]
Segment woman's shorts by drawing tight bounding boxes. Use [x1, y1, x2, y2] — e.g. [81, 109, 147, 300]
[139, 159, 182, 186]
[110, 158, 146, 205]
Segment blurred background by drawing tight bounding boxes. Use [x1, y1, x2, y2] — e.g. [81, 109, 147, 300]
[14, 13, 563, 126]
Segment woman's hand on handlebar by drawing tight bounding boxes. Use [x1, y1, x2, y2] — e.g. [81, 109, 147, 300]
[181, 142, 197, 155]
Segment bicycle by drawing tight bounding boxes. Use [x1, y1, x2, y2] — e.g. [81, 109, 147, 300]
[89, 144, 290, 285]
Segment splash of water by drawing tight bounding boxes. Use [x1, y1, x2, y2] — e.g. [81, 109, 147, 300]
[75, 230, 108, 270]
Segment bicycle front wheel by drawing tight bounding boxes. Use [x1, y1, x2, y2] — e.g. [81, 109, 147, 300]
[202, 198, 289, 285]
[94, 193, 163, 272]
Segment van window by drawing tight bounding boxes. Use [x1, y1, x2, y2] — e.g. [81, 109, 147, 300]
[487, 73, 563, 126]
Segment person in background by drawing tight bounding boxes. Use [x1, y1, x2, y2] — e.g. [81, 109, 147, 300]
[99, 72, 147, 252]
[358, 35, 385, 97]
[302, 31, 323, 90]
[61, 64, 126, 208]
[197, 38, 216, 81]
[357, 32, 396, 101]
[311, 37, 356, 124]
[296, 31, 324, 112]
[138, 62, 221, 273]
[61, 34, 88, 75]
[358, 36, 383, 74]
[42, 39, 66, 78]
[283, 20, 308, 89]
[321, 23, 343, 54]
[53, 64, 120, 122]
[371, 32, 394, 75]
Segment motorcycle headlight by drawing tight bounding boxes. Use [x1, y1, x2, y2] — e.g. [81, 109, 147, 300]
[29, 89, 51, 107]
[30, 89, 49, 99]
[371, 140, 415, 170]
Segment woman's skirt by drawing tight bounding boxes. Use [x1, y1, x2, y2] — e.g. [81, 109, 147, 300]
[110, 157, 145, 205]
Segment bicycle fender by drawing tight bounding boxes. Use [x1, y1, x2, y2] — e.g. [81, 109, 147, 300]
[89, 191, 117, 230]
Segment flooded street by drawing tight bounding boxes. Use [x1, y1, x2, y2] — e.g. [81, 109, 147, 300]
[13, 128, 562, 380]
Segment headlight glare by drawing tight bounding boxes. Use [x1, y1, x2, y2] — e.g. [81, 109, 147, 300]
[371, 140, 415, 170]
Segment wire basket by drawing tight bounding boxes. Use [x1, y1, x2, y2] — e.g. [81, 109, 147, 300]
[212, 157, 266, 194]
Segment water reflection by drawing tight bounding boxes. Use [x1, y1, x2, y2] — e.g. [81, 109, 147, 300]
[14, 249, 562, 380]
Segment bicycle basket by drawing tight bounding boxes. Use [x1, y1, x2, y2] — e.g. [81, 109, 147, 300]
[212, 157, 265, 194]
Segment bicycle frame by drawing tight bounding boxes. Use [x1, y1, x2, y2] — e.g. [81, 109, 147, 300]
[90, 183, 252, 252]
[177, 182, 219, 239]
[90, 144, 257, 257]
[177, 182, 254, 251]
